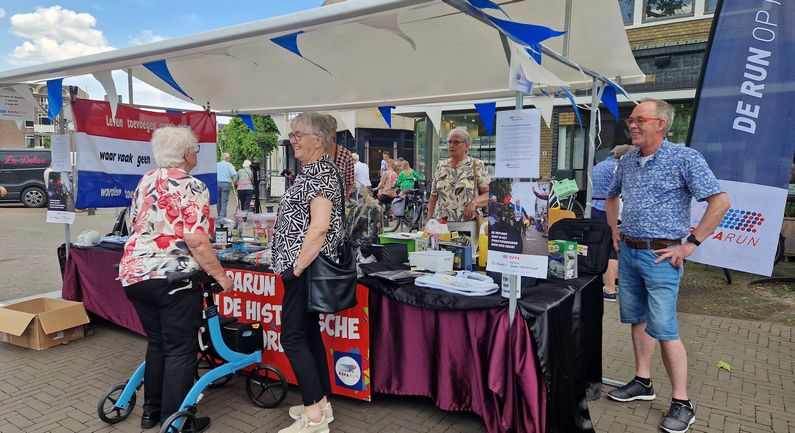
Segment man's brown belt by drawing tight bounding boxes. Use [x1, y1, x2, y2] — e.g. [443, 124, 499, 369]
[622, 237, 681, 250]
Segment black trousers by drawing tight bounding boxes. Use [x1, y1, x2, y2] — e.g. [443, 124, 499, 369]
[280, 273, 332, 406]
[124, 279, 201, 418]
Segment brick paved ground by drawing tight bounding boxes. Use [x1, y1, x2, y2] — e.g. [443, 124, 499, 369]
[1, 302, 792, 433]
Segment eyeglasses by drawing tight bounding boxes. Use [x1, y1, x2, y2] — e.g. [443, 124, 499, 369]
[624, 116, 664, 127]
[288, 131, 318, 141]
[447, 139, 467, 145]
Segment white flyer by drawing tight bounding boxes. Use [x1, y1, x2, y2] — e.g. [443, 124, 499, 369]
[50, 134, 72, 172]
[495, 109, 540, 179]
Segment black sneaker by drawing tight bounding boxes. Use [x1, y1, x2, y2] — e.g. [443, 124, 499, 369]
[140, 411, 161, 429]
[660, 401, 695, 433]
[184, 417, 211, 433]
[606, 378, 656, 402]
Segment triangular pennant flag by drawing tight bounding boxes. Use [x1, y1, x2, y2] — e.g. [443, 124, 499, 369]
[92, 70, 119, 119]
[270, 113, 288, 138]
[600, 83, 619, 120]
[165, 109, 183, 114]
[526, 43, 541, 64]
[606, 79, 635, 104]
[529, 94, 554, 128]
[270, 31, 331, 75]
[47, 78, 63, 121]
[238, 114, 256, 132]
[485, 15, 565, 47]
[474, 102, 497, 136]
[468, 0, 510, 18]
[143, 60, 193, 101]
[378, 106, 396, 129]
[424, 106, 443, 135]
[560, 87, 583, 129]
[338, 111, 357, 138]
[511, 42, 565, 87]
[360, 14, 417, 51]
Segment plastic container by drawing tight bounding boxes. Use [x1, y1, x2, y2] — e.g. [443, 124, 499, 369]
[249, 213, 277, 246]
[409, 250, 454, 272]
[478, 221, 489, 268]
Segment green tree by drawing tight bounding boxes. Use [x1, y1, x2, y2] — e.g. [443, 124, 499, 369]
[217, 115, 279, 167]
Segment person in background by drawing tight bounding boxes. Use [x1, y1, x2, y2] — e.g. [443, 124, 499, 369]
[322, 115, 355, 197]
[216, 152, 237, 218]
[379, 151, 390, 177]
[395, 159, 421, 192]
[280, 167, 296, 187]
[605, 99, 729, 433]
[119, 126, 234, 433]
[0, 185, 6, 198]
[272, 112, 343, 433]
[352, 153, 370, 198]
[427, 128, 490, 247]
[591, 144, 635, 302]
[236, 159, 255, 215]
[375, 158, 398, 206]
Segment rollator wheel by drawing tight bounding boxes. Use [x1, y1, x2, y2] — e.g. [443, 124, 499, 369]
[97, 383, 136, 423]
[246, 364, 288, 408]
[160, 410, 197, 433]
[195, 351, 234, 388]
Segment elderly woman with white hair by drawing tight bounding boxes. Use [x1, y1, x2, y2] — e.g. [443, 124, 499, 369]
[272, 112, 344, 433]
[427, 127, 490, 248]
[119, 126, 233, 433]
[236, 159, 255, 214]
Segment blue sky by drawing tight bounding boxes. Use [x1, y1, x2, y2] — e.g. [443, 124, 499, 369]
[0, 0, 324, 109]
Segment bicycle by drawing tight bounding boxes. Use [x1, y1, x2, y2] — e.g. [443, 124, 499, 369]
[97, 270, 288, 433]
[383, 180, 428, 233]
[546, 177, 585, 218]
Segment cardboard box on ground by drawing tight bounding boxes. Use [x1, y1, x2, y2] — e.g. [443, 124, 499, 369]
[0, 299, 90, 350]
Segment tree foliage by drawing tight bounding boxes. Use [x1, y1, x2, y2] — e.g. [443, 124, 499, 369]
[217, 115, 280, 167]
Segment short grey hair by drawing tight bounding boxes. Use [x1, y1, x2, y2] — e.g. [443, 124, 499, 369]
[447, 127, 471, 145]
[291, 112, 333, 151]
[641, 98, 675, 135]
[151, 126, 198, 168]
[352, 153, 360, 162]
[611, 144, 635, 159]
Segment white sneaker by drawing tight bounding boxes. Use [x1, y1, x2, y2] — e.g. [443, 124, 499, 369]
[289, 402, 334, 423]
[278, 414, 329, 433]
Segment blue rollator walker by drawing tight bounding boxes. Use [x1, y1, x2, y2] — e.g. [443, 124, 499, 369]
[97, 270, 288, 432]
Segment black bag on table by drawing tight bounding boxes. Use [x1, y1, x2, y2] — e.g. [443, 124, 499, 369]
[548, 218, 612, 274]
[305, 160, 358, 314]
[362, 243, 409, 264]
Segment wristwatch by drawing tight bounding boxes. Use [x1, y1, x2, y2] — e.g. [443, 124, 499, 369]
[686, 234, 701, 247]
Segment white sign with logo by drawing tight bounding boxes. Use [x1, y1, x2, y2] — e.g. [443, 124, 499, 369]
[334, 355, 362, 388]
[0, 90, 35, 122]
[687, 179, 786, 277]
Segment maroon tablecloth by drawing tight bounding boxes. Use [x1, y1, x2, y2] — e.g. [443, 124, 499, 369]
[371, 290, 545, 433]
[59, 245, 144, 335]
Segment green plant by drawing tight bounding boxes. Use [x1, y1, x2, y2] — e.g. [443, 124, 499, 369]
[785, 202, 795, 218]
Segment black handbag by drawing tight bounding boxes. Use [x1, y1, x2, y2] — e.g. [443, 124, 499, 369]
[305, 160, 358, 313]
[547, 218, 612, 274]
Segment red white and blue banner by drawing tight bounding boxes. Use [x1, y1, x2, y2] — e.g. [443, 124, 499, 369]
[72, 99, 217, 209]
[687, 0, 794, 276]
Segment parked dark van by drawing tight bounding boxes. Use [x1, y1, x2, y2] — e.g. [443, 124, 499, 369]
[0, 148, 51, 207]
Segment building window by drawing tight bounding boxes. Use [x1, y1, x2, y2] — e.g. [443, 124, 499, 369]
[619, 0, 635, 25]
[25, 135, 35, 148]
[38, 114, 52, 125]
[667, 101, 695, 144]
[704, 0, 717, 13]
[643, 0, 694, 22]
[24, 120, 34, 128]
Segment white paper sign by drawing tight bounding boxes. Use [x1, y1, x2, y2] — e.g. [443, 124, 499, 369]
[687, 179, 786, 277]
[0, 90, 35, 122]
[496, 109, 540, 178]
[50, 134, 72, 172]
[46, 211, 76, 225]
[488, 251, 547, 278]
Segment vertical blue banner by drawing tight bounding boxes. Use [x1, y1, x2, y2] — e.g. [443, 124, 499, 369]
[689, 0, 795, 188]
[686, 0, 795, 276]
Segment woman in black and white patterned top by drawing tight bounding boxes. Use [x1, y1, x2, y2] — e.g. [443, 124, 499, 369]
[272, 112, 342, 433]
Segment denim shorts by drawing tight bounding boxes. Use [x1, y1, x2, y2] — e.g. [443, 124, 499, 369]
[617, 241, 684, 340]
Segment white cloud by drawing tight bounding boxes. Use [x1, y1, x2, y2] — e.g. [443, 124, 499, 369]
[0, 9, 6, 19]
[128, 30, 165, 46]
[7, 6, 113, 65]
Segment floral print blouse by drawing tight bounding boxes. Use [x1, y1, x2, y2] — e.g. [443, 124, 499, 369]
[119, 167, 211, 286]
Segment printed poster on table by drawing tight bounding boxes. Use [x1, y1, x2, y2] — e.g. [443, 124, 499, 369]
[486, 179, 549, 278]
[46, 171, 76, 224]
[71, 99, 217, 208]
[495, 109, 540, 178]
[215, 268, 372, 401]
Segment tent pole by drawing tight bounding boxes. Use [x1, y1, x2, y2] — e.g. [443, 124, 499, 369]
[127, 68, 134, 105]
[584, 79, 601, 218]
[506, 91, 524, 326]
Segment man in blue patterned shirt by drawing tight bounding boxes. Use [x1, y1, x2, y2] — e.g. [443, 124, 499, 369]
[605, 99, 730, 433]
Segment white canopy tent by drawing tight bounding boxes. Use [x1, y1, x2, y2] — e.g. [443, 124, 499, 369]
[0, 0, 643, 114]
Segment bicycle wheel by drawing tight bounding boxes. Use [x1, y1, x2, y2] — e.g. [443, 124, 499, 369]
[404, 201, 421, 231]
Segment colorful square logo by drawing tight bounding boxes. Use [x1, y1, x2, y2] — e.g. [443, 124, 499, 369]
[333, 351, 364, 391]
[719, 208, 764, 233]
